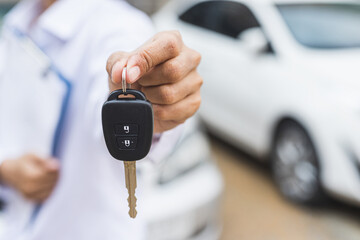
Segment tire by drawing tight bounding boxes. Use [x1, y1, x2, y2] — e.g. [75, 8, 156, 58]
[271, 121, 324, 204]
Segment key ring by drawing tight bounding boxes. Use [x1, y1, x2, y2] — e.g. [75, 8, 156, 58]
[122, 67, 131, 93]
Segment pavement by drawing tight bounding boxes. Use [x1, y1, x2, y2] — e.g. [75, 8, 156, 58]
[210, 136, 360, 240]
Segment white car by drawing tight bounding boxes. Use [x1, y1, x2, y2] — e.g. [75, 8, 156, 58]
[0, 4, 223, 240]
[154, 0, 360, 205]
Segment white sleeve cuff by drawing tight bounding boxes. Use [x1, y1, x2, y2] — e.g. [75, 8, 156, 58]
[146, 124, 185, 165]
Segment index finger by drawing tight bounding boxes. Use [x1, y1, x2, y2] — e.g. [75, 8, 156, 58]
[126, 31, 183, 83]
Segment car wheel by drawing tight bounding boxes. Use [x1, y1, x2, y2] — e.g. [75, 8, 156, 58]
[271, 121, 323, 204]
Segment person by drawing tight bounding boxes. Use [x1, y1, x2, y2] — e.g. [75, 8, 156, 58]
[0, 0, 202, 239]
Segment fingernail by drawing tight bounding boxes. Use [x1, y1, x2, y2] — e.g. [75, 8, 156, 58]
[127, 66, 140, 83]
[111, 62, 123, 83]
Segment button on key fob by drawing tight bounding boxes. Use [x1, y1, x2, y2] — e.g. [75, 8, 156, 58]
[102, 89, 153, 161]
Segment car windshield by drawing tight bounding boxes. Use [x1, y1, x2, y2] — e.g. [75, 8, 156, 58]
[277, 3, 360, 49]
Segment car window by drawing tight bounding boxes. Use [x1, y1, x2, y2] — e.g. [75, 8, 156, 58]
[179, 1, 260, 38]
[277, 3, 360, 49]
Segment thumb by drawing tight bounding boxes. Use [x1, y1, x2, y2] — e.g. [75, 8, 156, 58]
[106, 51, 130, 85]
[106, 32, 182, 86]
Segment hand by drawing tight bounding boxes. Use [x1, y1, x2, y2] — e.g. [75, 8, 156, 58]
[0, 154, 60, 203]
[106, 31, 203, 133]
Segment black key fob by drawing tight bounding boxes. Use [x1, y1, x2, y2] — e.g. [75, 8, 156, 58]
[102, 89, 153, 161]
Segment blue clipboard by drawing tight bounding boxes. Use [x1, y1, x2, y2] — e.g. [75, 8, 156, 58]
[0, 27, 72, 229]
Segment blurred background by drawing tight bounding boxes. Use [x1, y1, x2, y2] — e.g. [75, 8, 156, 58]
[2, 0, 360, 239]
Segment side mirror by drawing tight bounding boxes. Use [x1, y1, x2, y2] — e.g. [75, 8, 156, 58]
[237, 28, 268, 54]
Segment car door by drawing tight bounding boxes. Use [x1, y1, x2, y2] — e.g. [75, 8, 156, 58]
[176, 1, 278, 151]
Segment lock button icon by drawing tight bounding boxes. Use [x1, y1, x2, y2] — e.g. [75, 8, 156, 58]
[117, 137, 137, 150]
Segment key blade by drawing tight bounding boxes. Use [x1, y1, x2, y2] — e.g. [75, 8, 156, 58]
[124, 161, 137, 218]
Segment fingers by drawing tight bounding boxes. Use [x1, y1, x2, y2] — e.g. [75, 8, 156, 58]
[152, 89, 201, 133]
[126, 31, 183, 83]
[23, 182, 58, 202]
[31, 156, 60, 175]
[105, 31, 203, 133]
[18, 155, 59, 202]
[43, 158, 60, 173]
[29, 191, 52, 203]
[137, 47, 201, 87]
[24, 159, 59, 189]
[141, 71, 202, 105]
[153, 120, 181, 133]
[0, 154, 60, 203]
[106, 31, 183, 85]
[21, 171, 59, 202]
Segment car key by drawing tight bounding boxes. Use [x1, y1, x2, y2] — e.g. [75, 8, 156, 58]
[102, 68, 153, 218]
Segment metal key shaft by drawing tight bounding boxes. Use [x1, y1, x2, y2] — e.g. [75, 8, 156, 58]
[122, 67, 138, 218]
[124, 161, 137, 218]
